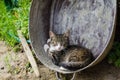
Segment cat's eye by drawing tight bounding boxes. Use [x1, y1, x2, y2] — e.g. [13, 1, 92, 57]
[51, 37, 55, 41]
[63, 44, 66, 47]
[53, 42, 57, 46]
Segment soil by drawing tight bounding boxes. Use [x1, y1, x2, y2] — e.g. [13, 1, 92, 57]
[0, 41, 120, 80]
[0, 41, 55, 80]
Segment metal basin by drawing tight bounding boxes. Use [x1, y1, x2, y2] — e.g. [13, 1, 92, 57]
[29, 0, 116, 73]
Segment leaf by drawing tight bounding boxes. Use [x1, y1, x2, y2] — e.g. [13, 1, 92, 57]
[115, 59, 120, 67]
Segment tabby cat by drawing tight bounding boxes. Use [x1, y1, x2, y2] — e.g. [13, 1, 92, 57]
[44, 30, 93, 70]
[44, 30, 69, 64]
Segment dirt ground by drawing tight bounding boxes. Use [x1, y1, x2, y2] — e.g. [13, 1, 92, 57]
[0, 41, 120, 80]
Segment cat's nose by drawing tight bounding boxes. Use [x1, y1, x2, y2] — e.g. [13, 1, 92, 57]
[58, 47, 61, 50]
[58, 47, 62, 50]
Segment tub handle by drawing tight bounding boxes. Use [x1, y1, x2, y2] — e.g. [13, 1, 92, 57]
[56, 72, 76, 80]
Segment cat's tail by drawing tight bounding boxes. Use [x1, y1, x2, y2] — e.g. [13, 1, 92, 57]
[59, 62, 86, 71]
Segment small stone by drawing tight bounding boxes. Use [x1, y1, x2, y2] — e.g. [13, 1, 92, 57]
[1, 67, 4, 70]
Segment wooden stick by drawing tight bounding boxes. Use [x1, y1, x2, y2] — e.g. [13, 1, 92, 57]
[17, 30, 40, 77]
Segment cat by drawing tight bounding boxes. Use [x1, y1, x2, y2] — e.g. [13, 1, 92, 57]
[44, 30, 69, 64]
[44, 30, 94, 70]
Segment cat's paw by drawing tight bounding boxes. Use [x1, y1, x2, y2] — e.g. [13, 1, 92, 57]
[59, 66, 68, 71]
[47, 38, 51, 43]
[44, 44, 49, 52]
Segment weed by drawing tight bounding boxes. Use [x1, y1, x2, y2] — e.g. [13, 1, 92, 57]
[4, 53, 11, 71]
[108, 41, 120, 67]
[4, 53, 21, 74]
[25, 62, 33, 73]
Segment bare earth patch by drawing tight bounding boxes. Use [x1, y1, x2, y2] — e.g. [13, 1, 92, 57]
[0, 41, 120, 80]
[0, 41, 56, 80]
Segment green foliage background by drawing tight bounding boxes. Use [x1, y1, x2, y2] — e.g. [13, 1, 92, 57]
[0, 0, 31, 46]
[108, 42, 120, 67]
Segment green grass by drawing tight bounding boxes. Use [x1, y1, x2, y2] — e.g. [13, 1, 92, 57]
[0, 0, 31, 47]
[108, 41, 120, 67]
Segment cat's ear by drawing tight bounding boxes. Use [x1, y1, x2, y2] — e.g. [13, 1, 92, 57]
[63, 30, 70, 37]
[49, 31, 56, 38]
